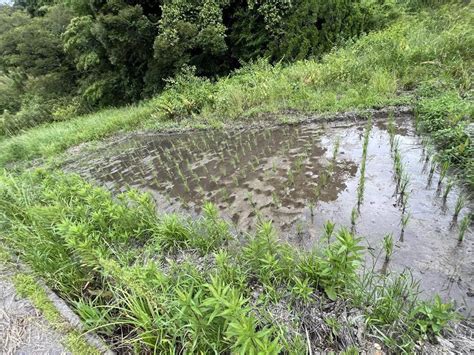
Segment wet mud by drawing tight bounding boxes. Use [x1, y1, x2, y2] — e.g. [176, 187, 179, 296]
[65, 114, 473, 314]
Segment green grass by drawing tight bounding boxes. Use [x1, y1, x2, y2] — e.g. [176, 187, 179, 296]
[0, 3, 471, 186]
[0, 169, 456, 353]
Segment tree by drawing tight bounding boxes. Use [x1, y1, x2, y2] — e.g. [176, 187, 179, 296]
[63, 0, 157, 106]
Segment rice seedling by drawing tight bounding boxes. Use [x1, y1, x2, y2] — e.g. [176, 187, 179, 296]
[320, 170, 328, 187]
[357, 177, 365, 210]
[351, 207, 358, 233]
[392, 137, 400, 157]
[287, 169, 295, 186]
[458, 214, 470, 242]
[246, 191, 255, 207]
[332, 136, 341, 161]
[295, 156, 304, 172]
[383, 234, 394, 262]
[437, 161, 450, 192]
[453, 194, 466, 221]
[388, 111, 396, 150]
[427, 162, 436, 187]
[272, 161, 277, 173]
[356, 118, 371, 209]
[177, 166, 186, 182]
[183, 180, 191, 193]
[314, 184, 321, 200]
[272, 191, 281, 208]
[220, 187, 230, 201]
[296, 220, 304, 237]
[309, 201, 315, 217]
[400, 213, 410, 241]
[398, 173, 410, 205]
[401, 192, 410, 215]
[442, 179, 454, 203]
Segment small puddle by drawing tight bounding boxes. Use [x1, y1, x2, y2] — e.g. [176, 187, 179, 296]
[65, 114, 473, 314]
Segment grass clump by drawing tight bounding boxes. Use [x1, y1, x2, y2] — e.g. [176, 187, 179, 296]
[0, 169, 457, 353]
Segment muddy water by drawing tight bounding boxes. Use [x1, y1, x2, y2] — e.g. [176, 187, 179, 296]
[65, 115, 473, 313]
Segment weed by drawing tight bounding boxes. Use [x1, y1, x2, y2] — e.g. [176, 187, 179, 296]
[324, 221, 336, 243]
[0, 170, 460, 352]
[290, 276, 313, 303]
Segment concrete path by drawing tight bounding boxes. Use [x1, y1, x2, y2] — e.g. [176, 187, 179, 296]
[0, 265, 68, 355]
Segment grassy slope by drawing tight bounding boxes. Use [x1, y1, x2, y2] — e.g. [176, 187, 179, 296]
[0, 4, 471, 183]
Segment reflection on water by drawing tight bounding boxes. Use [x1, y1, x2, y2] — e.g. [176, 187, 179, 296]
[65, 114, 473, 313]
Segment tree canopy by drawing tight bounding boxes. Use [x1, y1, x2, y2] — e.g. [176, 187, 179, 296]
[0, 0, 406, 133]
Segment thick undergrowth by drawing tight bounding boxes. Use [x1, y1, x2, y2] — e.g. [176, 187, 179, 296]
[0, 169, 459, 353]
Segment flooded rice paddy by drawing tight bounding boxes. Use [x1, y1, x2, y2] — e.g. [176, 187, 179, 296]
[65, 113, 473, 313]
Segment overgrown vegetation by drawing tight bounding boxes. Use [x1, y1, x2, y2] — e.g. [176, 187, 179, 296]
[0, 2, 471, 189]
[0, 0, 412, 133]
[0, 169, 457, 352]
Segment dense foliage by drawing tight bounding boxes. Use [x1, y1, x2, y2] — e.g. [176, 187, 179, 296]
[0, 169, 456, 352]
[0, 0, 433, 134]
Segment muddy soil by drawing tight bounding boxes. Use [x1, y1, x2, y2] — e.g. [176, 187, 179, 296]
[65, 114, 473, 314]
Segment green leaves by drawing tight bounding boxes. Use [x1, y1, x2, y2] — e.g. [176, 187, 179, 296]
[226, 315, 282, 355]
[0, 169, 459, 352]
[415, 295, 454, 338]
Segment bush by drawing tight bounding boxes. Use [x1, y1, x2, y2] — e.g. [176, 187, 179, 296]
[0, 97, 52, 136]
